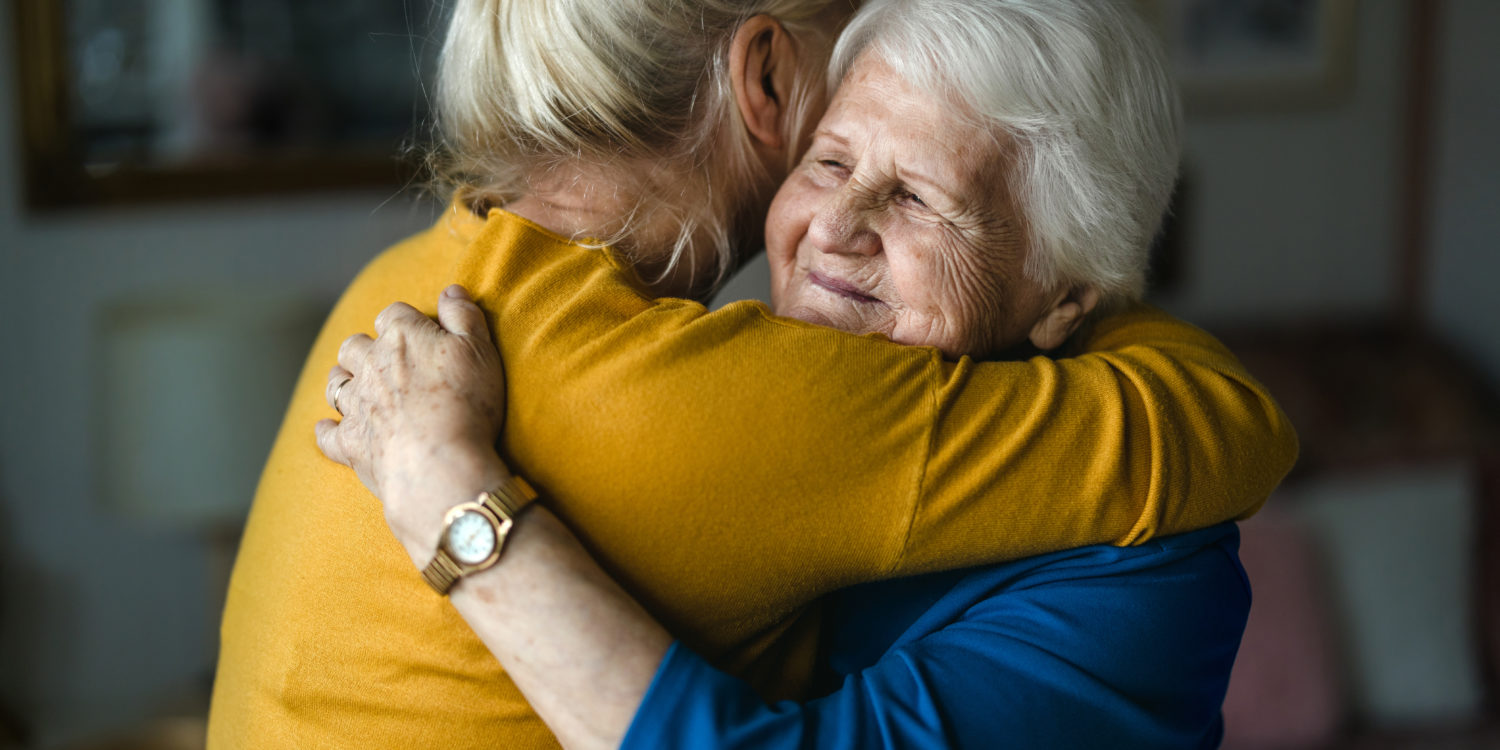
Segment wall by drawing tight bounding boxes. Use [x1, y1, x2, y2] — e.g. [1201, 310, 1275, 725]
[1427, 0, 1500, 384]
[0, 8, 437, 744]
[1151, 0, 1500, 384]
[1153, 0, 1408, 324]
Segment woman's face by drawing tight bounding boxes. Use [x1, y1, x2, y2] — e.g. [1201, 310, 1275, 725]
[765, 56, 1061, 359]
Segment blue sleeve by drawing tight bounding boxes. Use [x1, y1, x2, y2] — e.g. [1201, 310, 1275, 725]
[621, 538, 1249, 750]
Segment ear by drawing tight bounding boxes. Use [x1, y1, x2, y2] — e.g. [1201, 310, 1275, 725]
[728, 15, 798, 153]
[1028, 286, 1102, 351]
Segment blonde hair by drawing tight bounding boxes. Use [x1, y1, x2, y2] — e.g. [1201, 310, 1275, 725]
[433, 0, 846, 292]
[832, 0, 1181, 305]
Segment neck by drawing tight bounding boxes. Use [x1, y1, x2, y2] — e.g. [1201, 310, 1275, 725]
[501, 164, 631, 247]
[499, 164, 715, 300]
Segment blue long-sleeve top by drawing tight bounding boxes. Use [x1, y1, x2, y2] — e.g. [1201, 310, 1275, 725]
[622, 523, 1250, 749]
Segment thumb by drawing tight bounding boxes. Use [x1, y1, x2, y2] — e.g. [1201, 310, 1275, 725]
[314, 419, 348, 466]
[437, 284, 490, 339]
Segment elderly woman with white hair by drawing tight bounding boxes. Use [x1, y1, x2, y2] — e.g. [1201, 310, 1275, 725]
[212, 0, 1294, 748]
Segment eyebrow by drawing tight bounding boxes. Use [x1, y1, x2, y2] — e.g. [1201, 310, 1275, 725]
[810, 128, 851, 151]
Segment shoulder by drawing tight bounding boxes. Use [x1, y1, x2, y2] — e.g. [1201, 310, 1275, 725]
[350, 205, 489, 296]
[314, 204, 493, 342]
[927, 523, 1251, 660]
[1074, 303, 1222, 352]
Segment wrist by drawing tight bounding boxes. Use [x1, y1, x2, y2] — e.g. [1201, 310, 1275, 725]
[385, 444, 513, 567]
[419, 473, 539, 595]
[449, 504, 563, 596]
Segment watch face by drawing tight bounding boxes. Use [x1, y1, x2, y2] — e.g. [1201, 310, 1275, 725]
[446, 510, 497, 565]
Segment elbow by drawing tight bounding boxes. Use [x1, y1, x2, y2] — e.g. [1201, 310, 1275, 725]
[1264, 398, 1300, 488]
[1235, 386, 1300, 520]
[1271, 402, 1300, 480]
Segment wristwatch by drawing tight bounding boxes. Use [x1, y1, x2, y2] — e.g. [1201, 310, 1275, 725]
[420, 474, 538, 595]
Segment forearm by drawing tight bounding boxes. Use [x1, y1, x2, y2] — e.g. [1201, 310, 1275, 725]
[421, 455, 671, 750]
[456, 221, 1295, 588]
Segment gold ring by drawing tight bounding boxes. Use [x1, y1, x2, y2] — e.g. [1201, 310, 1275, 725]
[332, 377, 353, 416]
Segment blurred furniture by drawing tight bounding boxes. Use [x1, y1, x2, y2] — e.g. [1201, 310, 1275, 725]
[1216, 322, 1500, 749]
[98, 290, 325, 527]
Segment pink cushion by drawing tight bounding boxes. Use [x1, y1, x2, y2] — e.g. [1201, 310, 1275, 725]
[1222, 509, 1344, 748]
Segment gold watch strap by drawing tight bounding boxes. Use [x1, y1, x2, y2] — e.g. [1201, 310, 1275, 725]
[421, 551, 464, 593]
[482, 474, 537, 520]
[420, 474, 539, 595]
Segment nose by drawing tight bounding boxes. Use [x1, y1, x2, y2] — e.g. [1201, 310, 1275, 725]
[807, 184, 882, 257]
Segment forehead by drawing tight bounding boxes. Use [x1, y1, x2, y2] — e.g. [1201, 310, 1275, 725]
[820, 56, 1006, 188]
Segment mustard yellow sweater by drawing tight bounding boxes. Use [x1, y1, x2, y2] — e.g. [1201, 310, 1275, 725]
[209, 207, 1296, 749]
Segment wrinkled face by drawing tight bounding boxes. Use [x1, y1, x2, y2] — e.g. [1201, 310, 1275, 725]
[766, 55, 1061, 359]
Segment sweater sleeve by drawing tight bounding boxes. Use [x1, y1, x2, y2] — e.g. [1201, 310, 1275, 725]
[450, 212, 1295, 636]
[621, 531, 1250, 750]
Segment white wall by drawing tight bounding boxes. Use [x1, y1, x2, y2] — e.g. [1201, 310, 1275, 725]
[0, 8, 437, 744]
[1427, 0, 1500, 385]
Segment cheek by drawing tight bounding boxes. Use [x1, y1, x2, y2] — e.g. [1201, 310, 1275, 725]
[952, 252, 1020, 351]
[889, 232, 980, 316]
[764, 182, 812, 290]
[892, 233, 1015, 354]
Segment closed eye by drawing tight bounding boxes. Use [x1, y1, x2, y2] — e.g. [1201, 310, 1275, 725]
[817, 158, 852, 177]
[896, 189, 927, 209]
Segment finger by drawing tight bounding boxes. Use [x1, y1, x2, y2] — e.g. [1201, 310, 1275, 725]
[315, 419, 348, 466]
[437, 285, 491, 339]
[325, 365, 353, 412]
[338, 334, 374, 375]
[373, 302, 436, 338]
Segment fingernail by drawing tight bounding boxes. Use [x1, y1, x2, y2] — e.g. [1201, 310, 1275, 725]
[443, 285, 470, 301]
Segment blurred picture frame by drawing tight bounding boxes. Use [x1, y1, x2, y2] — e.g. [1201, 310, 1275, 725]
[10, 0, 441, 211]
[1138, 0, 1357, 112]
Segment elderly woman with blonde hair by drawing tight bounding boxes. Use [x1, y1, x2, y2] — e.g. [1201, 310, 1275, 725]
[210, 0, 1294, 748]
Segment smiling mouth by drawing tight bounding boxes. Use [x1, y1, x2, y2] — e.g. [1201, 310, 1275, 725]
[809, 272, 881, 304]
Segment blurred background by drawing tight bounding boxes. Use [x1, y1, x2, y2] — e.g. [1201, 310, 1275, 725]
[0, 0, 1496, 748]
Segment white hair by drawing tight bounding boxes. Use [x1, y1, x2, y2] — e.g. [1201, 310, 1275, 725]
[831, 0, 1181, 304]
[433, 0, 846, 292]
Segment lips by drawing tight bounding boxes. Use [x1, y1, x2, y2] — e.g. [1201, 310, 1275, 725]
[809, 271, 881, 304]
